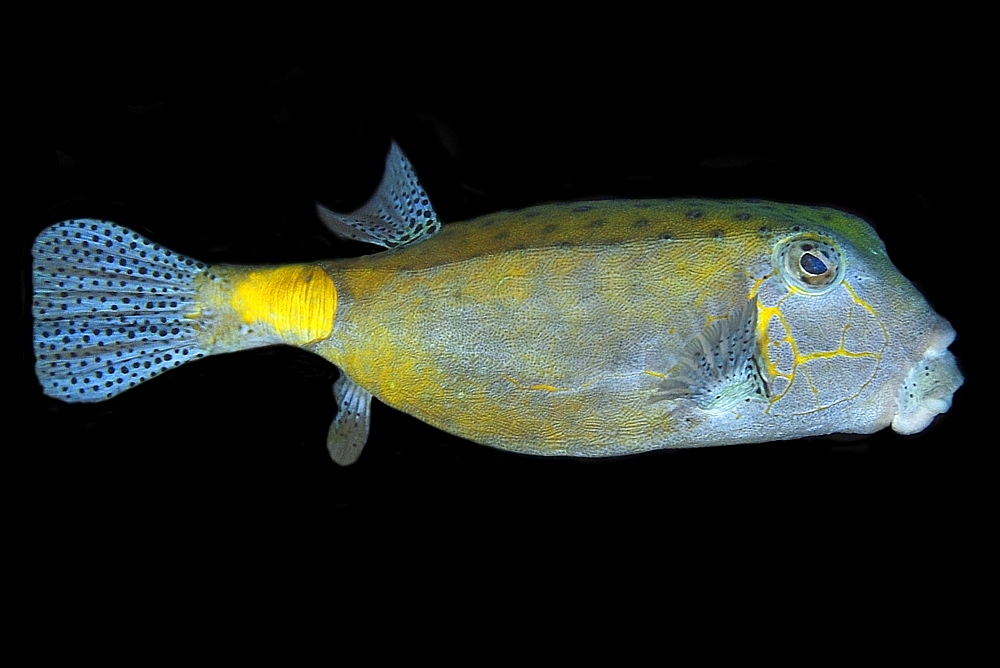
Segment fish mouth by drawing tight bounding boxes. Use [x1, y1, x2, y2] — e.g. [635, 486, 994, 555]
[891, 322, 964, 435]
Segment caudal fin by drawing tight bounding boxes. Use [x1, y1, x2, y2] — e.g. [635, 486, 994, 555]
[32, 219, 210, 402]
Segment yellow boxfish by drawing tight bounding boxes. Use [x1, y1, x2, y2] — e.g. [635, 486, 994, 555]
[31, 142, 963, 465]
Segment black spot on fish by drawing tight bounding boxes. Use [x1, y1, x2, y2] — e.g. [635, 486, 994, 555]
[686, 210, 704, 220]
[659, 232, 673, 241]
[634, 218, 650, 228]
[542, 224, 558, 235]
[573, 205, 594, 213]
[758, 226, 770, 235]
[712, 230, 724, 240]
[587, 219, 607, 229]
[735, 212, 751, 221]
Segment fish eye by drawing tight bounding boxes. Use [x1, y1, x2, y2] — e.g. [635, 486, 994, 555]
[776, 235, 844, 294]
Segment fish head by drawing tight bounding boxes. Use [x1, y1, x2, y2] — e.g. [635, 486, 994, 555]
[749, 205, 963, 437]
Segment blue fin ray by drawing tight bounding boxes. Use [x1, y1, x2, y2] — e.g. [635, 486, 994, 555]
[316, 141, 441, 248]
[654, 298, 770, 412]
[32, 219, 209, 402]
[327, 373, 372, 466]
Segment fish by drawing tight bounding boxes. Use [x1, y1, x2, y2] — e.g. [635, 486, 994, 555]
[30, 141, 963, 465]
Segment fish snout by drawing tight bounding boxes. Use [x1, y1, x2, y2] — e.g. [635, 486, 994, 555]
[891, 320, 964, 435]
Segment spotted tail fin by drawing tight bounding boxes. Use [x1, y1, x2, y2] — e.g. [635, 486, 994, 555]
[32, 219, 209, 402]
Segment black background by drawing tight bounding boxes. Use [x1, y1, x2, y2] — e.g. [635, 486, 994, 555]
[18, 46, 983, 576]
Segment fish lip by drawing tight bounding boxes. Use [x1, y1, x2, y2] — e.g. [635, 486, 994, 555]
[890, 320, 964, 435]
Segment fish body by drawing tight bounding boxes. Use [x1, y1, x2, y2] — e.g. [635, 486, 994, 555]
[31, 143, 963, 464]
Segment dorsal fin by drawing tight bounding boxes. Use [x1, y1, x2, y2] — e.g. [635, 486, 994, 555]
[316, 141, 441, 249]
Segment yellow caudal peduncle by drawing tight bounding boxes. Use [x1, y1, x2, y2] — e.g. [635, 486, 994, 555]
[229, 264, 337, 345]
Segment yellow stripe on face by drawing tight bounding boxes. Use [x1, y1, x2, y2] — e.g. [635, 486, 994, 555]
[230, 265, 337, 345]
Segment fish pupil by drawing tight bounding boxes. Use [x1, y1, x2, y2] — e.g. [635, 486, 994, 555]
[800, 252, 828, 275]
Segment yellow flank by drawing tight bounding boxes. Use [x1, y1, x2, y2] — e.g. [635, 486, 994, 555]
[229, 265, 337, 345]
[315, 199, 775, 453]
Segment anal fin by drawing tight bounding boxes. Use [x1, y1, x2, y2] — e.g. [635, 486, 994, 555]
[327, 373, 373, 466]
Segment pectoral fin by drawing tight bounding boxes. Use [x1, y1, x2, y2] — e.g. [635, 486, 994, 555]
[316, 141, 441, 249]
[327, 373, 373, 466]
[654, 298, 769, 413]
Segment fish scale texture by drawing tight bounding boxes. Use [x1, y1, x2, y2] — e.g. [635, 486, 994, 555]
[32, 219, 208, 402]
